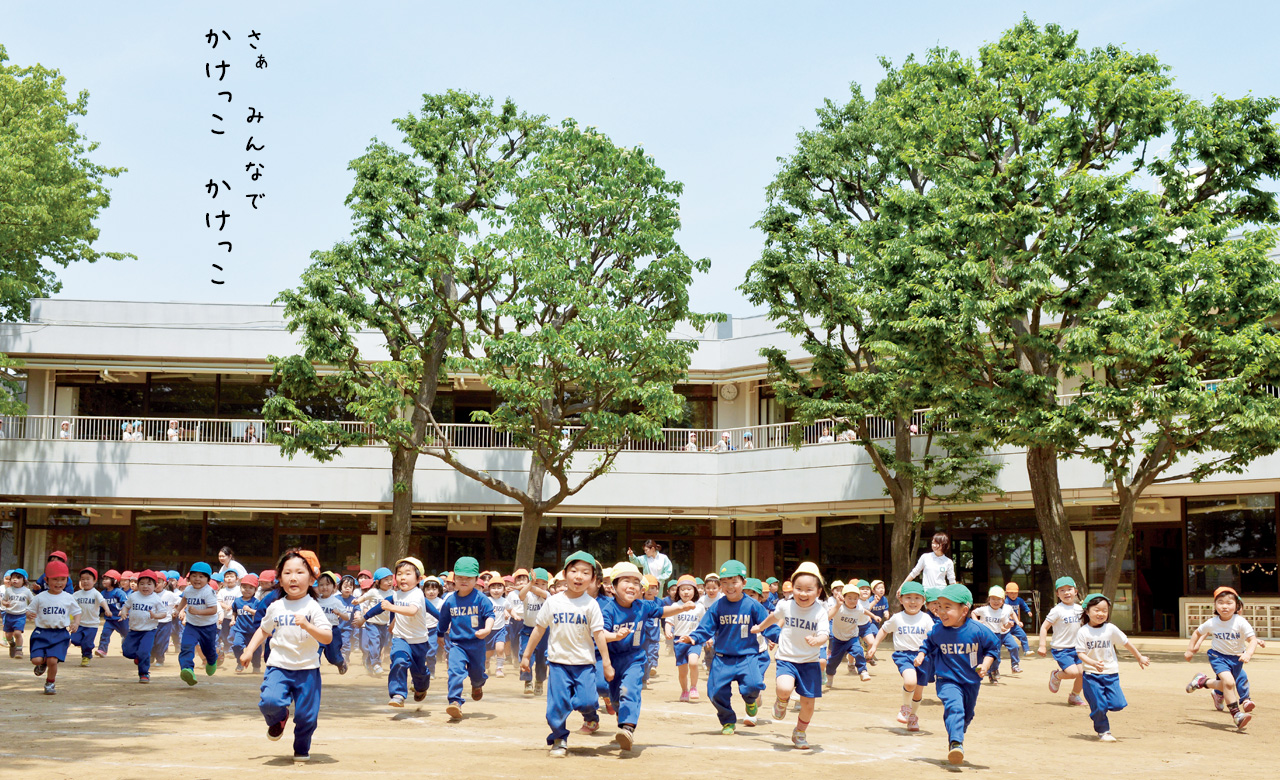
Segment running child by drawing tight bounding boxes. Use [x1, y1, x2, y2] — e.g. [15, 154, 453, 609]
[827, 586, 872, 685]
[753, 562, 830, 749]
[518, 568, 551, 695]
[680, 560, 771, 735]
[422, 575, 445, 678]
[176, 561, 221, 685]
[1185, 585, 1257, 730]
[433, 556, 495, 720]
[70, 567, 112, 666]
[339, 575, 360, 666]
[25, 560, 81, 694]
[359, 557, 432, 706]
[1076, 593, 1150, 741]
[122, 569, 168, 683]
[971, 586, 1021, 681]
[522, 551, 613, 757]
[742, 578, 780, 723]
[867, 581, 933, 731]
[1004, 582, 1032, 654]
[217, 568, 241, 661]
[94, 569, 128, 658]
[314, 571, 353, 675]
[356, 567, 394, 674]
[914, 584, 999, 766]
[3, 568, 34, 658]
[485, 575, 509, 678]
[232, 573, 265, 673]
[152, 573, 180, 666]
[1038, 576, 1086, 706]
[241, 549, 332, 764]
[665, 574, 707, 701]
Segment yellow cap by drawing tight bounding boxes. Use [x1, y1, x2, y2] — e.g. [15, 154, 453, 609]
[395, 557, 425, 578]
[676, 574, 697, 586]
[609, 562, 642, 582]
[792, 561, 825, 586]
[831, 579, 845, 590]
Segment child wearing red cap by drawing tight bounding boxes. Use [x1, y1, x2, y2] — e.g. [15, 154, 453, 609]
[94, 569, 129, 658]
[25, 560, 81, 694]
[122, 570, 169, 683]
[1185, 585, 1258, 730]
[30, 550, 69, 594]
[71, 567, 113, 666]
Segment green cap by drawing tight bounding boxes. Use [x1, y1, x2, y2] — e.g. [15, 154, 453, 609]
[532, 567, 550, 582]
[453, 556, 481, 577]
[694, 577, 704, 585]
[1054, 576, 1077, 590]
[744, 578, 763, 594]
[925, 588, 942, 603]
[900, 582, 926, 598]
[765, 577, 779, 585]
[938, 584, 973, 607]
[857, 579, 870, 588]
[564, 551, 598, 569]
[718, 560, 748, 579]
[1082, 592, 1110, 609]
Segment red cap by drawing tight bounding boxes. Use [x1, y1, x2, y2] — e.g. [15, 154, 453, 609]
[259, 569, 277, 583]
[104, 569, 122, 580]
[122, 570, 136, 579]
[240, 573, 259, 587]
[45, 561, 71, 579]
[135, 569, 158, 583]
[358, 569, 372, 579]
[177, 578, 188, 588]
[80, 567, 99, 581]
[49, 551, 68, 562]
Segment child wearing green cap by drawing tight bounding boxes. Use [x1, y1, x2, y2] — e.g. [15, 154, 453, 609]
[867, 581, 933, 731]
[518, 568, 552, 696]
[1037, 576, 1086, 706]
[914, 583, 1000, 766]
[434, 556, 495, 719]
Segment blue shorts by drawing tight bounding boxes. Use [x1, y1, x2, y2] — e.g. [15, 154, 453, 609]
[3, 613, 27, 632]
[1051, 647, 1080, 670]
[893, 650, 932, 684]
[29, 627, 71, 662]
[1208, 649, 1243, 678]
[674, 640, 703, 667]
[485, 626, 507, 650]
[775, 659, 823, 699]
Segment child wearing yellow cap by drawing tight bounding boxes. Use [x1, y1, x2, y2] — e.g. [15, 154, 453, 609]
[753, 562, 829, 749]
[355, 557, 433, 707]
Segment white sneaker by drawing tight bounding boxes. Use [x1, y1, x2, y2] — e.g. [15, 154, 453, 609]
[897, 705, 910, 724]
[549, 739, 568, 757]
[860, 671, 871, 682]
[1099, 732, 1116, 742]
[1048, 669, 1061, 693]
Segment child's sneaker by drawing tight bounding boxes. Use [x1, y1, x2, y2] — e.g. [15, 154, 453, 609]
[578, 720, 600, 735]
[987, 670, 999, 684]
[1186, 673, 1209, 693]
[860, 670, 871, 682]
[847, 658, 856, 675]
[7, 641, 14, 659]
[268, 716, 287, 740]
[80, 657, 91, 667]
[689, 687, 699, 702]
[720, 723, 735, 735]
[549, 739, 568, 757]
[1234, 711, 1252, 730]
[180, 668, 197, 686]
[235, 663, 246, 673]
[1241, 698, 1255, 713]
[1048, 669, 1061, 693]
[907, 713, 920, 732]
[373, 664, 383, 674]
[139, 674, 150, 684]
[338, 660, 349, 675]
[446, 703, 463, 719]
[471, 685, 483, 701]
[947, 741, 964, 765]
[206, 662, 217, 676]
[525, 681, 535, 695]
[495, 668, 504, 678]
[33, 663, 46, 676]
[679, 690, 690, 702]
[867, 656, 877, 666]
[820, 669, 828, 686]
[601, 695, 616, 715]
[13, 648, 22, 659]
[413, 688, 427, 703]
[772, 698, 787, 721]
[43, 682, 55, 695]
[791, 728, 810, 750]
[1099, 731, 1116, 742]
[389, 694, 405, 708]
[745, 700, 759, 719]
[1067, 693, 1086, 706]
[615, 724, 635, 751]
[293, 754, 310, 764]
[534, 681, 544, 695]
[897, 704, 910, 724]
[1212, 690, 1225, 711]
[1011, 663, 1023, 673]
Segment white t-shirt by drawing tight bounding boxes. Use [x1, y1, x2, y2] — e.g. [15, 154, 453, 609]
[389, 588, 431, 643]
[262, 596, 331, 670]
[773, 599, 829, 663]
[317, 594, 352, 630]
[426, 596, 443, 630]
[74, 588, 109, 627]
[907, 553, 957, 589]
[882, 610, 934, 653]
[156, 589, 179, 624]
[665, 601, 706, 638]
[535, 592, 603, 666]
[972, 604, 1015, 635]
[1045, 603, 1084, 650]
[217, 586, 239, 618]
[1076, 623, 1128, 675]
[522, 591, 546, 628]
[181, 584, 220, 626]
[361, 588, 394, 625]
[506, 592, 524, 624]
[3, 585, 34, 615]
[831, 601, 869, 641]
[489, 594, 509, 631]
[218, 560, 249, 579]
[125, 591, 167, 631]
[29, 590, 81, 629]
[697, 592, 722, 611]
[1196, 614, 1256, 657]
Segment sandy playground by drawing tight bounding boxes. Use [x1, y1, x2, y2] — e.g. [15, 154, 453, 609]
[0, 637, 1275, 779]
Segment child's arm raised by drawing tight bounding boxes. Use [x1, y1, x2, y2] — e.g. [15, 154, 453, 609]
[750, 611, 782, 634]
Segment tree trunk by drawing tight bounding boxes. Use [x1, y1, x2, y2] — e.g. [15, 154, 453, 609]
[388, 445, 419, 562]
[514, 458, 548, 570]
[889, 496, 916, 598]
[1102, 487, 1136, 602]
[1026, 444, 1086, 589]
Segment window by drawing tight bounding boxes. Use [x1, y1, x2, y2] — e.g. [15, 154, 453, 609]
[1186, 495, 1276, 560]
[133, 510, 203, 570]
[820, 517, 883, 580]
[490, 518, 558, 569]
[1087, 530, 1133, 585]
[206, 512, 275, 571]
[559, 518, 625, 568]
[1187, 563, 1276, 597]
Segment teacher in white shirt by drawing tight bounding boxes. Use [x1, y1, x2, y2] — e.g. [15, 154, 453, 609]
[627, 540, 673, 591]
[900, 532, 958, 593]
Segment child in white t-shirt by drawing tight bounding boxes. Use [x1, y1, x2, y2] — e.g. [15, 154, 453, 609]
[358, 558, 431, 707]
[665, 575, 707, 701]
[753, 563, 830, 750]
[3, 568, 36, 658]
[1075, 593, 1149, 742]
[1184, 585, 1258, 730]
[486, 578, 509, 677]
[1038, 576, 1086, 706]
[867, 581, 934, 731]
[70, 567, 111, 666]
[970, 586, 1021, 680]
[25, 561, 81, 694]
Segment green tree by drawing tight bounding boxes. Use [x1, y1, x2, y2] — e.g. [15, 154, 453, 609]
[0, 44, 132, 413]
[743, 83, 1002, 594]
[265, 91, 543, 560]
[882, 18, 1280, 594]
[418, 120, 711, 570]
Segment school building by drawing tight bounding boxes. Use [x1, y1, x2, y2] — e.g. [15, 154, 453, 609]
[1, 298, 1278, 637]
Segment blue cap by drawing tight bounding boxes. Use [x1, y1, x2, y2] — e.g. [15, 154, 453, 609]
[167, 570, 180, 580]
[373, 567, 393, 581]
[189, 562, 213, 576]
[12, 568, 28, 580]
[210, 572, 224, 582]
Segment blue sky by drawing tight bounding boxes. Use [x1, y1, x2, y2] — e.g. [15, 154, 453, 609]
[6, 1, 1279, 317]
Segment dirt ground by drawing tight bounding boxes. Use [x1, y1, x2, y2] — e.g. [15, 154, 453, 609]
[0, 635, 1274, 779]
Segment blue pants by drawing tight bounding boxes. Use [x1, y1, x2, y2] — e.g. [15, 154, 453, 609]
[894, 650, 932, 684]
[1081, 673, 1127, 734]
[340, 623, 356, 662]
[607, 650, 647, 726]
[122, 628, 156, 677]
[446, 640, 487, 705]
[642, 634, 660, 683]
[776, 659, 823, 699]
[69, 625, 99, 658]
[859, 622, 877, 641]
[30, 627, 71, 662]
[362, 623, 390, 669]
[546, 663, 597, 744]
[389, 637, 431, 698]
[179, 622, 219, 670]
[1010, 624, 1030, 652]
[260, 666, 322, 757]
[1209, 649, 1251, 700]
[218, 619, 234, 655]
[826, 635, 867, 675]
[152, 621, 174, 663]
[756, 650, 772, 680]
[519, 626, 548, 682]
[990, 632, 1020, 674]
[706, 653, 764, 726]
[321, 625, 345, 667]
[935, 679, 981, 745]
[97, 617, 127, 653]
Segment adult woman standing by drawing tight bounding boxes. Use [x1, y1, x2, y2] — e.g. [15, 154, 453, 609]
[901, 532, 958, 591]
[628, 540, 673, 592]
[217, 546, 248, 579]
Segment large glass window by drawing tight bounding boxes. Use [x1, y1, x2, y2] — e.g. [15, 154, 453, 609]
[820, 517, 884, 581]
[0, 508, 19, 572]
[559, 518, 626, 568]
[133, 510, 203, 570]
[206, 512, 275, 571]
[491, 518, 558, 569]
[1186, 495, 1276, 560]
[1087, 530, 1133, 585]
[988, 533, 1044, 588]
[217, 375, 275, 418]
[149, 375, 218, 418]
[1187, 563, 1276, 596]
